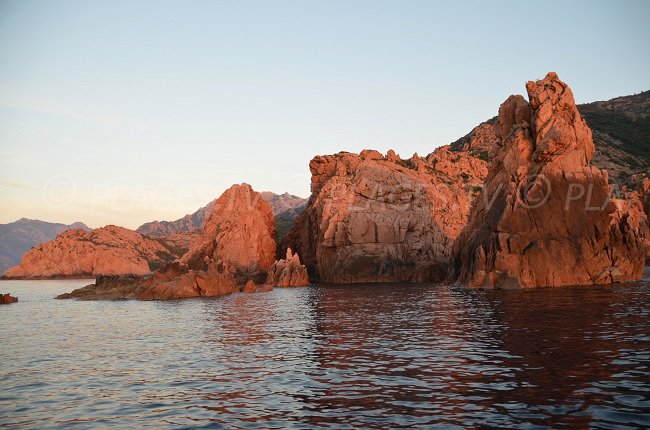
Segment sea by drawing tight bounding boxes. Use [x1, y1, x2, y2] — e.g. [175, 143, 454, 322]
[1, 276, 649, 429]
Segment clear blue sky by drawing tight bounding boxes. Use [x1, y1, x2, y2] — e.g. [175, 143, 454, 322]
[1, 0, 648, 228]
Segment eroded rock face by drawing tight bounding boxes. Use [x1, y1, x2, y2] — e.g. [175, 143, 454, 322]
[451, 72, 648, 289]
[58, 184, 278, 300]
[181, 183, 277, 279]
[283, 143, 489, 283]
[2, 226, 177, 279]
[265, 248, 309, 287]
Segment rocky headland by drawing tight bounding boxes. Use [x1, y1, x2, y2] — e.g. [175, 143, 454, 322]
[282, 143, 489, 283]
[282, 73, 648, 288]
[14, 72, 649, 296]
[0, 218, 90, 275]
[450, 73, 647, 288]
[2, 225, 185, 279]
[57, 184, 310, 300]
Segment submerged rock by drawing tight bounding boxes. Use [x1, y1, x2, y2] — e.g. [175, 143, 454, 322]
[0, 293, 18, 304]
[451, 72, 648, 289]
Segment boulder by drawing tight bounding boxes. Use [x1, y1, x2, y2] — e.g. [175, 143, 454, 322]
[0, 293, 18, 304]
[243, 280, 257, 293]
[182, 183, 277, 278]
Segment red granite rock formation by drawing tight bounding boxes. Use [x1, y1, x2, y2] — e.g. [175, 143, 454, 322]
[0, 293, 18, 304]
[282, 142, 489, 283]
[2, 226, 178, 279]
[265, 248, 309, 287]
[58, 184, 278, 300]
[451, 72, 648, 288]
[181, 183, 277, 279]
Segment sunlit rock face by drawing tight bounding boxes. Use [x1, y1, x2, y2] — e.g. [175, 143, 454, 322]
[283, 142, 489, 283]
[265, 248, 309, 287]
[451, 72, 648, 289]
[181, 183, 277, 278]
[2, 225, 177, 279]
[58, 183, 279, 300]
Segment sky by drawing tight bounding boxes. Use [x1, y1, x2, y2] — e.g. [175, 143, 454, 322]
[0, 0, 648, 229]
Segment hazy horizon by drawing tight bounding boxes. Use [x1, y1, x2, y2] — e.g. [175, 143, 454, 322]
[1, 0, 649, 229]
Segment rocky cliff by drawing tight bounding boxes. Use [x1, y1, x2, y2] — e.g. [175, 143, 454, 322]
[58, 183, 281, 300]
[181, 183, 277, 280]
[450, 72, 647, 288]
[452, 91, 650, 185]
[579, 90, 649, 182]
[0, 218, 90, 275]
[282, 142, 489, 283]
[3, 225, 181, 279]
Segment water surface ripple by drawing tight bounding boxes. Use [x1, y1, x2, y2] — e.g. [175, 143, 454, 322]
[1, 279, 649, 429]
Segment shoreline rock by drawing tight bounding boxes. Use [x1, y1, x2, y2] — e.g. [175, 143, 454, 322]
[58, 184, 279, 301]
[282, 143, 489, 284]
[2, 226, 184, 279]
[450, 72, 648, 289]
[0, 293, 18, 304]
[265, 248, 309, 287]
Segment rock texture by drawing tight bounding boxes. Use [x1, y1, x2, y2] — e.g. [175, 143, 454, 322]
[0, 293, 18, 304]
[154, 232, 201, 258]
[3, 225, 179, 279]
[181, 183, 277, 281]
[283, 142, 489, 283]
[265, 248, 309, 287]
[451, 72, 648, 289]
[0, 218, 90, 275]
[58, 184, 279, 300]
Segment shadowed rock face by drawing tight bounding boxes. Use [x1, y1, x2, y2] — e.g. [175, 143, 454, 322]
[283, 143, 489, 283]
[450, 72, 648, 289]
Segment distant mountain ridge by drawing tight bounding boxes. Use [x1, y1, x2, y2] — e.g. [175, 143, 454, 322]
[0, 218, 90, 275]
[136, 192, 307, 237]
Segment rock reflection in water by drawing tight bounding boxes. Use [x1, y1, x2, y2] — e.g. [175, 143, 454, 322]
[0, 280, 648, 429]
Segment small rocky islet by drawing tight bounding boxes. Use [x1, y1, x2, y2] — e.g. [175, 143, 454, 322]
[4, 72, 649, 300]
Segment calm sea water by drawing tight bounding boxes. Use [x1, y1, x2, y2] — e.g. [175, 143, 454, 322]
[1, 278, 649, 429]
